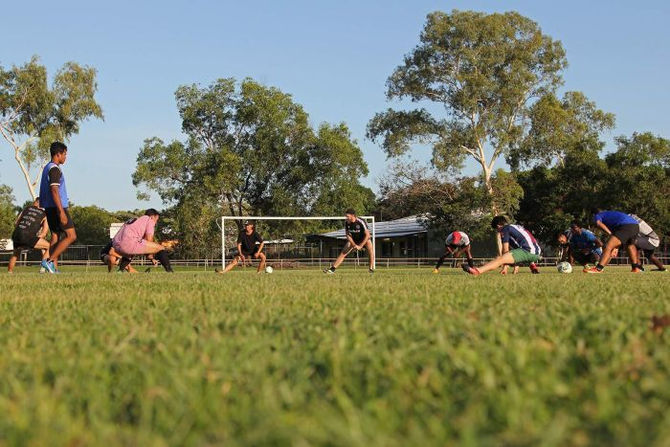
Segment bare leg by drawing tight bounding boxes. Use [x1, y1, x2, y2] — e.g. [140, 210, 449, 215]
[598, 235, 622, 268]
[476, 252, 516, 274]
[626, 243, 639, 267]
[49, 227, 77, 266]
[332, 243, 353, 269]
[255, 252, 267, 272]
[222, 256, 241, 273]
[364, 240, 375, 270]
[8, 248, 20, 273]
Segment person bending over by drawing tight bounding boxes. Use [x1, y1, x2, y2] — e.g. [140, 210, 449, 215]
[112, 209, 173, 273]
[462, 216, 541, 276]
[324, 208, 375, 274]
[434, 231, 474, 273]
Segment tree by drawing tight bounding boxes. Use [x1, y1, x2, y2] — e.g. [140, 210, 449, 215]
[68, 205, 115, 245]
[508, 91, 615, 169]
[0, 56, 103, 199]
[0, 184, 16, 238]
[367, 10, 567, 214]
[133, 78, 373, 256]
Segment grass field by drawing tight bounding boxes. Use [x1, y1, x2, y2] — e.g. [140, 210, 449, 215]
[1, 267, 670, 446]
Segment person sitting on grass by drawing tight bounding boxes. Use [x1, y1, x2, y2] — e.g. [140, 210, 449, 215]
[100, 241, 137, 273]
[219, 221, 267, 273]
[630, 214, 666, 272]
[558, 221, 603, 271]
[112, 209, 174, 273]
[433, 231, 475, 273]
[462, 216, 541, 276]
[324, 208, 375, 274]
[584, 209, 641, 273]
[7, 197, 50, 274]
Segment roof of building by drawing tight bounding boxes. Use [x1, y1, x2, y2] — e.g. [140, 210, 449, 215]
[318, 215, 428, 240]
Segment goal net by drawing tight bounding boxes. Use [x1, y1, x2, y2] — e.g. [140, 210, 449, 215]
[220, 216, 376, 270]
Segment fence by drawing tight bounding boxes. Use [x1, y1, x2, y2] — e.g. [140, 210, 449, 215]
[2, 244, 669, 270]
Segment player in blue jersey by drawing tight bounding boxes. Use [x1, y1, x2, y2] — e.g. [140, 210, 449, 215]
[38, 142, 77, 273]
[585, 209, 641, 273]
[462, 216, 541, 276]
[557, 221, 603, 270]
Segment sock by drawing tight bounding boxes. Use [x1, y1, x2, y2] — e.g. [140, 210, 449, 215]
[118, 257, 132, 272]
[631, 263, 641, 270]
[596, 263, 604, 271]
[154, 250, 174, 272]
[435, 255, 447, 270]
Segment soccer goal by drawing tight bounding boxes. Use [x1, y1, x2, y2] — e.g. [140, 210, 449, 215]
[220, 216, 376, 270]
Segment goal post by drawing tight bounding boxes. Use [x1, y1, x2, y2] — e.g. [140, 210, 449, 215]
[220, 216, 376, 270]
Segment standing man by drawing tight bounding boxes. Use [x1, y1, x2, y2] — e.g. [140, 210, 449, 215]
[433, 231, 475, 273]
[112, 209, 174, 272]
[630, 214, 666, 272]
[462, 216, 541, 276]
[324, 209, 375, 274]
[39, 142, 76, 273]
[558, 221, 604, 270]
[219, 220, 266, 273]
[585, 209, 641, 273]
[7, 197, 50, 273]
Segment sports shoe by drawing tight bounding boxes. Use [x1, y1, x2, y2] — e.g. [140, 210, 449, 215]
[461, 264, 481, 276]
[631, 267, 642, 273]
[41, 260, 55, 274]
[432, 268, 439, 274]
[369, 269, 375, 274]
[530, 265, 540, 274]
[324, 268, 335, 274]
[583, 267, 602, 274]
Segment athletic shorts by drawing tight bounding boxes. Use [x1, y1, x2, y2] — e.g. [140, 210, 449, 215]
[572, 249, 601, 266]
[612, 224, 639, 245]
[45, 207, 74, 234]
[345, 240, 369, 252]
[636, 235, 660, 252]
[234, 247, 260, 257]
[509, 248, 541, 265]
[11, 229, 39, 250]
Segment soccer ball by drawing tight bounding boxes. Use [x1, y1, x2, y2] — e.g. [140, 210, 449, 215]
[557, 262, 573, 274]
[265, 266, 274, 274]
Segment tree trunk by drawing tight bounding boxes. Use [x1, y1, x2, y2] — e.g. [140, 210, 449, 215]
[0, 127, 39, 200]
[482, 166, 503, 255]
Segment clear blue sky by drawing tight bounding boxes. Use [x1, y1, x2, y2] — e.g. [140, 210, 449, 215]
[2, 0, 669, 210]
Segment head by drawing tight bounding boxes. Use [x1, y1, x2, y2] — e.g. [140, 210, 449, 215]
[557, 233, 568, 245]
[244, 220, 255, 233]
[490, 215, 508, 231]
[33, 196, 40, 208]
[570, 221, 583, 235]
[345, 208, 357, 223]
[50, 142, 68, 164]
[145, 208, 160, 223]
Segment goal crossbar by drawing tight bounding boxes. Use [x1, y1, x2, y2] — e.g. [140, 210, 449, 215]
[220, 216, 376, 269]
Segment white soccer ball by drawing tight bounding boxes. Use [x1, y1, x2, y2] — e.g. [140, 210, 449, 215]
[557, 262, 573, 274]
[265, 266, 274, 274]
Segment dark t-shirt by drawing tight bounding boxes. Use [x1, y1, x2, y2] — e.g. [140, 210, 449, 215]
[237, 230, 263, 253]
[15, 206, 45, 237]
[345, 218, 368, 243]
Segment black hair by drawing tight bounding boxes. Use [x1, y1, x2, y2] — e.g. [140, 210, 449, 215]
[145, 208, 160, 217]
[490, 215, 508, 229]
[345, 208, 356, 216]
[570, 220, 582, 228]
[590, 207, 603, 216]
[50, 141, 67, 157]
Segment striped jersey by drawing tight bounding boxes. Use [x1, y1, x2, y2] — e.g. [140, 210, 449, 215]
[445, 231, 470, 247]
[345, 217, 368, 243]
[500, 224, 541, 255]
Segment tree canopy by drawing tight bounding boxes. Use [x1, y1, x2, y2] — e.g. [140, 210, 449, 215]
[0, 56, 103, 199]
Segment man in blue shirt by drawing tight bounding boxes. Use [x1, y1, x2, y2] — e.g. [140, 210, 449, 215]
[558, 221, 603, 270]
[38, 142, 77, 273]
[462, 216, 541, 276]
[585, 209, 640, 273]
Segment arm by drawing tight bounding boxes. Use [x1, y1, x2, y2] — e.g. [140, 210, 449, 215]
[500, 242, 511, 274]
[346, 234, 357, 248]
[50, 185, 68, 225]
[595, 220, 612, 236]
[237, 242, 245, 262]
[256, 241, 265, 255]
[357, 228, 371, 249]
[38, 218, 49, 238]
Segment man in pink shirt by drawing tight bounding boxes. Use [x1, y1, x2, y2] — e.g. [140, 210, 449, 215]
[112, 209, 174, 272]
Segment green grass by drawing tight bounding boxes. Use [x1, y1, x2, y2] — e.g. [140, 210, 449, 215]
[1, 268, 670, 446]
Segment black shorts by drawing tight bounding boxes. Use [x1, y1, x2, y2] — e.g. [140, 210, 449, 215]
[45, 207, 74, 235]
[11, 229, 39, 250]
[612, 224, 639, 245]
[237, 247, 260, 257]
[572, 250, 600, 266]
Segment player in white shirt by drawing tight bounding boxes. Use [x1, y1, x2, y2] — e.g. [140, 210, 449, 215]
[433, 231, 474, 273]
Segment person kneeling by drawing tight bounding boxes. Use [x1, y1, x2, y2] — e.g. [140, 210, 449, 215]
[462, 216, 542, 276]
